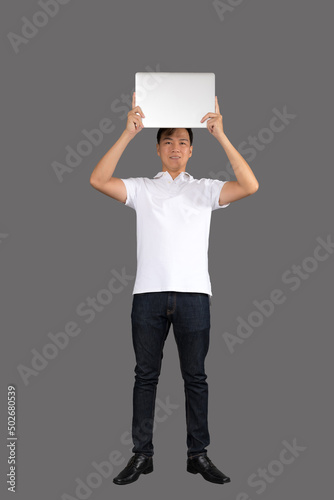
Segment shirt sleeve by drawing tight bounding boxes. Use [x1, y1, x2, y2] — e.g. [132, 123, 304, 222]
[120, 177, 139, 210]
[211, 179, 230, 211]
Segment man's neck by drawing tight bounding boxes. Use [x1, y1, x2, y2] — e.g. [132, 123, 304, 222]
[162, 167, 186, 180]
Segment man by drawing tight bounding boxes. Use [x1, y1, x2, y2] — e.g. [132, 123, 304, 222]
[90, 92, 259, 485]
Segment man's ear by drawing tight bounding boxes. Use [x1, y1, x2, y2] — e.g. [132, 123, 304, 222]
[189, 145, 193, 157]
[156, 143, 160, 157]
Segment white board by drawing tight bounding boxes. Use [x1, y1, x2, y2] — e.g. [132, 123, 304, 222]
[135, 72, 215, 128]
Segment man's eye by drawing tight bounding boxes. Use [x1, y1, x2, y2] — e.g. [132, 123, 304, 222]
[165, 141, 186, 145]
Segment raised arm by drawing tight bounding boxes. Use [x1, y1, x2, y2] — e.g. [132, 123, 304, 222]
[201, 96, 259, 205]
[89, 92, 145, 203]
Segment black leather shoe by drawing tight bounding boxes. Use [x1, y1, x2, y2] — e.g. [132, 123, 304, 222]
[113, 453, 153, 485]
[187, 454, 231, 484]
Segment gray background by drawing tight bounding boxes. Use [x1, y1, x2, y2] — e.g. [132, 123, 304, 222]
[1, 0, 333, 498]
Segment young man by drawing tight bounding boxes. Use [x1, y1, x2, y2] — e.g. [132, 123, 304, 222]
[90, 92, 259, 485]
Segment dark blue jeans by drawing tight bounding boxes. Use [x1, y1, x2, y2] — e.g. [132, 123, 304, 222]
[131, 291, 211, 458]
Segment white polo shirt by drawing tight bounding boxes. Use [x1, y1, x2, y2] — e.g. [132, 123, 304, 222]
[121, 170, 230, 297]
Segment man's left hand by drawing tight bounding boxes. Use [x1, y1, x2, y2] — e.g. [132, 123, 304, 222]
[200, 96, 224, 139]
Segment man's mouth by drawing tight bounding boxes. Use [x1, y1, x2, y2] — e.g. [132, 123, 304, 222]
[170, 156, 181, 159]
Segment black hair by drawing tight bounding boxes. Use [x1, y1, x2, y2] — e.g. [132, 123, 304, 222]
[157, 128, 193, 146]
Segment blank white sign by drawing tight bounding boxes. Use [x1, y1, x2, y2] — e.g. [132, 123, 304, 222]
[135, 72, 215, 128]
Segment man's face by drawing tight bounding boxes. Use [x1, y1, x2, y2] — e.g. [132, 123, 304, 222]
[156, 129, 193, 172]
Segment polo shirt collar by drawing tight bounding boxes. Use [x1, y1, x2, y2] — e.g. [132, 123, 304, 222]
[153, 171, 192, 180]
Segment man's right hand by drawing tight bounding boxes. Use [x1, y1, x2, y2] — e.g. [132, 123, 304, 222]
[125, 92, 145, 138]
